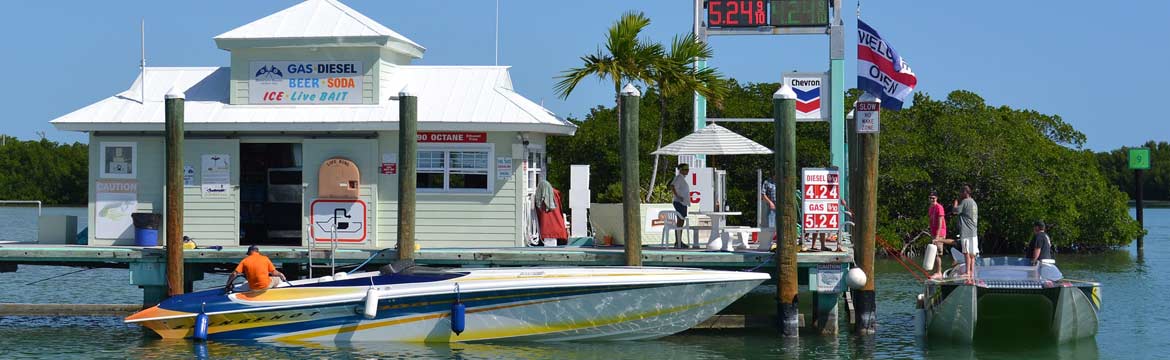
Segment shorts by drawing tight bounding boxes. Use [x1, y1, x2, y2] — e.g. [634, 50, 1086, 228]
[961, 236, 979, 256]
[673, 201, 688, 217]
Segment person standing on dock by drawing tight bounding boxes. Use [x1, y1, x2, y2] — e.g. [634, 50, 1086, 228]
[762, 175, 777, 228]
[670, 164, 691, 249]
[1029, 221, 1054, 265]
[225, 245, 286, 293]
[927, 191, 948, 278]
[952, 186, 979, 276]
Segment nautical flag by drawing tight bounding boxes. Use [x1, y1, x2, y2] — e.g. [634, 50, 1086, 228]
[857, 20, 917, 110]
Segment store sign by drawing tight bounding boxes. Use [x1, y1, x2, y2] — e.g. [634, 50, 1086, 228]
[249, 61, 363, 104]
[310, 199, 367, 243]
[417, 132, 487, 143]
[802, 167, 840, 232]
[690, 167, 715, 212]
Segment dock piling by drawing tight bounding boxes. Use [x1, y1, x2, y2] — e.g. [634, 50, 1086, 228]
[164, 89, 185, 297]
[397, 89, 418, 260]
[620, 84, 642, 267]
[851, 95, 879, 335]
[773, 85, 799, 337]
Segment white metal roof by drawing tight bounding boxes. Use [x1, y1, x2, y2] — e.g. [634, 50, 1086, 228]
[214, 0, 425, 58]
[49, 66, 576, 135]
[651, 124, 772, 155]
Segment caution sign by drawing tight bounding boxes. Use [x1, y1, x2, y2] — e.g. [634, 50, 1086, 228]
[310, 199, 367, 243]
[802, 168, 840, 232]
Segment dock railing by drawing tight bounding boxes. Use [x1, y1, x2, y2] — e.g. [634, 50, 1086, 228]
[0, 200, 42, 216]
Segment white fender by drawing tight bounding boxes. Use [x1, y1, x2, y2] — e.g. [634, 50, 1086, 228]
[363, 288, 380, 319]
[923, 243, 938, 271]
[846, 268, 867, 290]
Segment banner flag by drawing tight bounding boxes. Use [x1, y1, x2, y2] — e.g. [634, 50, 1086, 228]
[857, 20, 917, 110]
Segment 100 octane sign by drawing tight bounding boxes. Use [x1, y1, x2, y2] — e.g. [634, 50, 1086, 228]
[802, 168, 840, 231]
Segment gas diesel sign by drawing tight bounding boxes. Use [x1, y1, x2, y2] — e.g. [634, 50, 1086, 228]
[250, 61, 364, 104]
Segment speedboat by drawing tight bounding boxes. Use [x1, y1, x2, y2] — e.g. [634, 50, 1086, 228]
[916, 257, 1100, 343]
[126, 263, 769, 342]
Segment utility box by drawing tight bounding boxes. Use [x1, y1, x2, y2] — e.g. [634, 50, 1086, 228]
[38, 215, 78, 244]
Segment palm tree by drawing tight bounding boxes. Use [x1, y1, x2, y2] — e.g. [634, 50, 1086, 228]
[644, 34, 726, 201]
[555, 11, 663, 119]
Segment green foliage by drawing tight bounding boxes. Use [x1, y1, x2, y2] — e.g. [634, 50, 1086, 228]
[548, 80, 1143, 253]
[864, 90, 1143, 252]
[1096, 141, 1170, 201]
[0, 135, 88, 205]
[555, 11, 662, 99]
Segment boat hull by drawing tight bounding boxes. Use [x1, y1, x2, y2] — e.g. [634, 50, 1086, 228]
[918, 258, 1100, 343]
[128, 267, 767, 342]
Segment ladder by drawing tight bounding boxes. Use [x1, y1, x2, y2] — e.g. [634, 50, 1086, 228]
[307, 218, 338, 279]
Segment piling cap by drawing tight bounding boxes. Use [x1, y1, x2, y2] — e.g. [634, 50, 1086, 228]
[620, 83, 641, 97]
[398, 85, 412, 98]
[773, 83, 796, 100]
[164, 87, 185, 100]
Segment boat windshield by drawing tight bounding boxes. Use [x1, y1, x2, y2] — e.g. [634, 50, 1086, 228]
[949, 257, 1063, 282]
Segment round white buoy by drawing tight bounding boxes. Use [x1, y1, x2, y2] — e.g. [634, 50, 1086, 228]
[846, 267, 867, 290]
[363, 288, 380, 319]
[923, 243, 938, 271]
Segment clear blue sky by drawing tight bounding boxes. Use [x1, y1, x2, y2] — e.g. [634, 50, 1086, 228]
[1, 1, 1166, 151]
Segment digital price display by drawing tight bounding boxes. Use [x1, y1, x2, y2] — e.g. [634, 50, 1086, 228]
[802, 167, 840, 232]
[705, 0, 829, 28]
[707, 0, 770, 28]
[770, 0, 829, 27]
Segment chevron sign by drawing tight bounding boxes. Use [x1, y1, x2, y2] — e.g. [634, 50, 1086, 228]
[782, 73, 830, 121]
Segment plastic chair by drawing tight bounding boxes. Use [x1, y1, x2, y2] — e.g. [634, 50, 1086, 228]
[659, 210, 689, 247]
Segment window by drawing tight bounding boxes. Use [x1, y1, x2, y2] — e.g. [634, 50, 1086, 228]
[100, 142, 137, 179]
[417, 145, 493, 193]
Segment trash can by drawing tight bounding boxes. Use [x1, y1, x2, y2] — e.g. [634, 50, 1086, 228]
[131, 213, 162, 247]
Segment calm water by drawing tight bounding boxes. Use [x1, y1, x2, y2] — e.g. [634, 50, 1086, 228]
[0, 207, 1166, 359]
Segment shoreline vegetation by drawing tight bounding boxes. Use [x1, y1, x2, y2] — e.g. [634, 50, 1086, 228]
[549, 82, 1157, 254]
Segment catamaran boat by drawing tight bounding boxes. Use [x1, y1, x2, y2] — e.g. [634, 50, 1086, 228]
[126, 263, 769, 342]
[916, 257, 1101, 343]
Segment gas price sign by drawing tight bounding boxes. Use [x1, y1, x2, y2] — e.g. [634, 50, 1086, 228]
[706, 0, 769, 27]
[706, 0, 829, 28]
[802, 167, 840, 231]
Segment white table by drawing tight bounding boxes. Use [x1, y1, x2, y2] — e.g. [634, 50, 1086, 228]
[699, 211, 742, 252]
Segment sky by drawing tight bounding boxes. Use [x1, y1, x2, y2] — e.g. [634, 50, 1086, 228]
[1, 0, 1166, 151]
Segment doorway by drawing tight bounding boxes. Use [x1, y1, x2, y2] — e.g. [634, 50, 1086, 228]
[240, 143, 303, 246]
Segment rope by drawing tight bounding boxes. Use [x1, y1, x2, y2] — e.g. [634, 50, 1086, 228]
[25, 267, 94, 286]
[347, 248, 392, 275]
[876, 235, 930, 282]
[743, 255, 773, 272]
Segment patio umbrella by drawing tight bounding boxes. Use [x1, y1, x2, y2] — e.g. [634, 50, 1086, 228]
[651, 124, 773, 155]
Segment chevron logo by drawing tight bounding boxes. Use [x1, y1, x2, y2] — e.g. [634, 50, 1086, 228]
[794, 87, 821, 114]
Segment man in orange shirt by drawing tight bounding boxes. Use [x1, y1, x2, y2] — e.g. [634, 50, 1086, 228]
[225, 245, 286, 293]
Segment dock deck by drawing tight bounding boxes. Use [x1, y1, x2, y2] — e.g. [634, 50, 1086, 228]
[0, 244, 851, 269]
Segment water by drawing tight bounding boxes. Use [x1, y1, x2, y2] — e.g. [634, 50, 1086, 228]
[1, 207, 1166, 359]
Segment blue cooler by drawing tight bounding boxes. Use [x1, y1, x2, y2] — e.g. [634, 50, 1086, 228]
[131, 213, 162, 247]
[134, 228, 159, 246]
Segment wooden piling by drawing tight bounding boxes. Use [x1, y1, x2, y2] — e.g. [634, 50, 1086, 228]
[773, 85, 799, 337]
[620, 84, 642, 267]
[852, 97, 879, 335]
[1136, 168, 1144, 251]
[164, 90, 184, 297]
[397, 90, 417, 260]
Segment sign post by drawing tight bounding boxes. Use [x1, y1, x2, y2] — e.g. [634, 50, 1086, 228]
[1130, 148, 1150, 250]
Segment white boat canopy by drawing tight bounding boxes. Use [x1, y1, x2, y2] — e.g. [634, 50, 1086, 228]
[651, 124, 773, 155]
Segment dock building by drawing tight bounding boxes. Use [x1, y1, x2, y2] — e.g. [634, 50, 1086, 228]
[50, 0, 576, 249]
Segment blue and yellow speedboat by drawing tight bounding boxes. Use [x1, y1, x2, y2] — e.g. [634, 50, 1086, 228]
[126, 265, 768, 342]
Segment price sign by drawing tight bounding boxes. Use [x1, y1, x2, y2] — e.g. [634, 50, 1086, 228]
[707, 0, 769, 28]
[802, 167, 840, 231]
